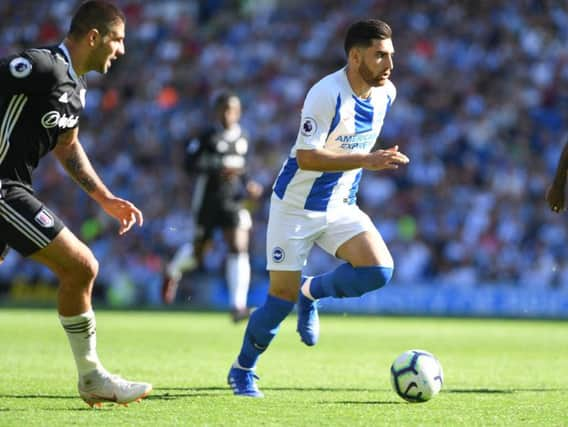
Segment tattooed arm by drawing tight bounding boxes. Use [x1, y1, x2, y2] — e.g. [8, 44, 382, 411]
[53, 128, 143, 234]
[53, 127, 110, 201]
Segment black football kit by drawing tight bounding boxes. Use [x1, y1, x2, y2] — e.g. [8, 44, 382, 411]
[0, 44, 85, 256]
[186, 123, 251, 241]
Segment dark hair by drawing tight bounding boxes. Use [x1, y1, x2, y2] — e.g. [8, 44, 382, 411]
[344, 19, 392, 56]
[212, 91, 239, 109]
[68, 0, 125, 39]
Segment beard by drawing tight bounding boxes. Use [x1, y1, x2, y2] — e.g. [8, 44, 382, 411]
[359, 61, 386, 87]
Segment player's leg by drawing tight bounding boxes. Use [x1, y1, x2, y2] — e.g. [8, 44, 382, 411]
[162, 241, 198, 304]
[30, 229, 152, 406]
[223, 208, 253, 322]
[306, 227, 393, 299]
[30, 228, 97, 314]
[296, 274, 320, 346]
[162, 211, 211, 304]
[297, 207, 393, 346]
[162, 183, 215, 303]
[228, 198, 319, 397]
[238, 271, 301, 369]
[0, 186, 150, 406]
[228, 270, 300, 397]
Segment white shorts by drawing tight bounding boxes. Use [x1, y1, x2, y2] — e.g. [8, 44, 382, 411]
[266, 196, 376, 271]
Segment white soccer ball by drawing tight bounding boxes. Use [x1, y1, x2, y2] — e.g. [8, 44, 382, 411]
[390, 349, 444, 402]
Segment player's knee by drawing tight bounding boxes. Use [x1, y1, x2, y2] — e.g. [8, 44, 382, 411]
[351, 265, 393, 296]
[87, 256, 99, 281]
[78, 257, 98, 284]
[269, 287, 297, 302]
[268, 276, 299, 302]
[65, 252, 99, 285]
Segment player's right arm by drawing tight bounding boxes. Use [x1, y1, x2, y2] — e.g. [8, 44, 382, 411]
[297, 145, 409, 172]
[0, 49, 56, 95]
[546, 134, 568, 213]
[53, 127, 143, 235]
[294, 80, 408, 172]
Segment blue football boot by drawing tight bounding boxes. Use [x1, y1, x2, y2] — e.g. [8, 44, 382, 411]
[227, 366, 264, 398]
[296, 284, 320, 346]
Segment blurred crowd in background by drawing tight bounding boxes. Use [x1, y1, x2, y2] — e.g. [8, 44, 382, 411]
[1, 0, 567, 305]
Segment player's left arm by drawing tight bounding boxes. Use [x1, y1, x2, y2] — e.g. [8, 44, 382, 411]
[52, 127, 143, 234]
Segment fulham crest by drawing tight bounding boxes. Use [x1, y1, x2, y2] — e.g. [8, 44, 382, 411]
[34, 208, 54, 228]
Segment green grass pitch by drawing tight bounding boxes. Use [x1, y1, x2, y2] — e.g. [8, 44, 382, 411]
[0, 308, 566, 426]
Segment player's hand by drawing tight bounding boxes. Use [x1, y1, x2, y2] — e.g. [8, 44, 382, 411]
[546, 181, 566, 213]
[0, 244, 8, 265]
[100, 196, 144, 235]
[362, 145, 409, 171]
[246, 180, 263, 199]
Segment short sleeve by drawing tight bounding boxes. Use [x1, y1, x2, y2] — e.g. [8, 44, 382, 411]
[0, 49, 57, 95]
[295, 81, 338, 151]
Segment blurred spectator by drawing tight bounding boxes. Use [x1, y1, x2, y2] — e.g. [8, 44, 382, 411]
[1, 0, 567, 304]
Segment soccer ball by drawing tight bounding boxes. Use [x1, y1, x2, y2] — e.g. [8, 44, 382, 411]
[390, 349, 444, 402]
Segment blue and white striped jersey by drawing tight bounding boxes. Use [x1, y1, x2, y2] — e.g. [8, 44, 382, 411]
[272, 67, 396, 212]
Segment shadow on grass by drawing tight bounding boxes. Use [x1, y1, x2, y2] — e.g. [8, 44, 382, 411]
[147, 388, 406, 405]
[1, 387, 565, 405]
[446, 388, 568, 394]
[0, 395, 77, 399]
[153, 386, 386, 392]
[150, 389, 409, 405]
[0, 402, 110, 412]
[323, 400, 404, 405]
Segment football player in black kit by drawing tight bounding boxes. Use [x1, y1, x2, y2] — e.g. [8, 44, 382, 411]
[0, 1, 151, 407]
[162, 92, 263, 322]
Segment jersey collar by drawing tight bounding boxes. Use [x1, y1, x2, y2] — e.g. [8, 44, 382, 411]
[58, 42, 80, 82]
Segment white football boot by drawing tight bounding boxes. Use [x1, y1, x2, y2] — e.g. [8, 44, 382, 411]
[78, 370, 152, 407]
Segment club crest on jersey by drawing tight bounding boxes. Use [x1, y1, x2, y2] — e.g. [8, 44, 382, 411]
[9, 57, 32, 78]
[272, 247, 285, 263]
[301, 117, 317, 137]
[34, 209, 54, 228]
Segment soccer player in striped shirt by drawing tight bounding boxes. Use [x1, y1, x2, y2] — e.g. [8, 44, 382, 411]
[228, 19, 410, 397]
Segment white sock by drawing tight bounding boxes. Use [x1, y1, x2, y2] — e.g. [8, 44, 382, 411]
[59, 309, 104, 377]
[233, 360, 253, 371]
[226, 253, 250, 309]
[167, 242, 196, 279]
[301, 276, 315, 301]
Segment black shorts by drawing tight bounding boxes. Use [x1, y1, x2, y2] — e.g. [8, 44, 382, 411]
[195, 201, 250, 241]
[0, 182, 65, 257]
